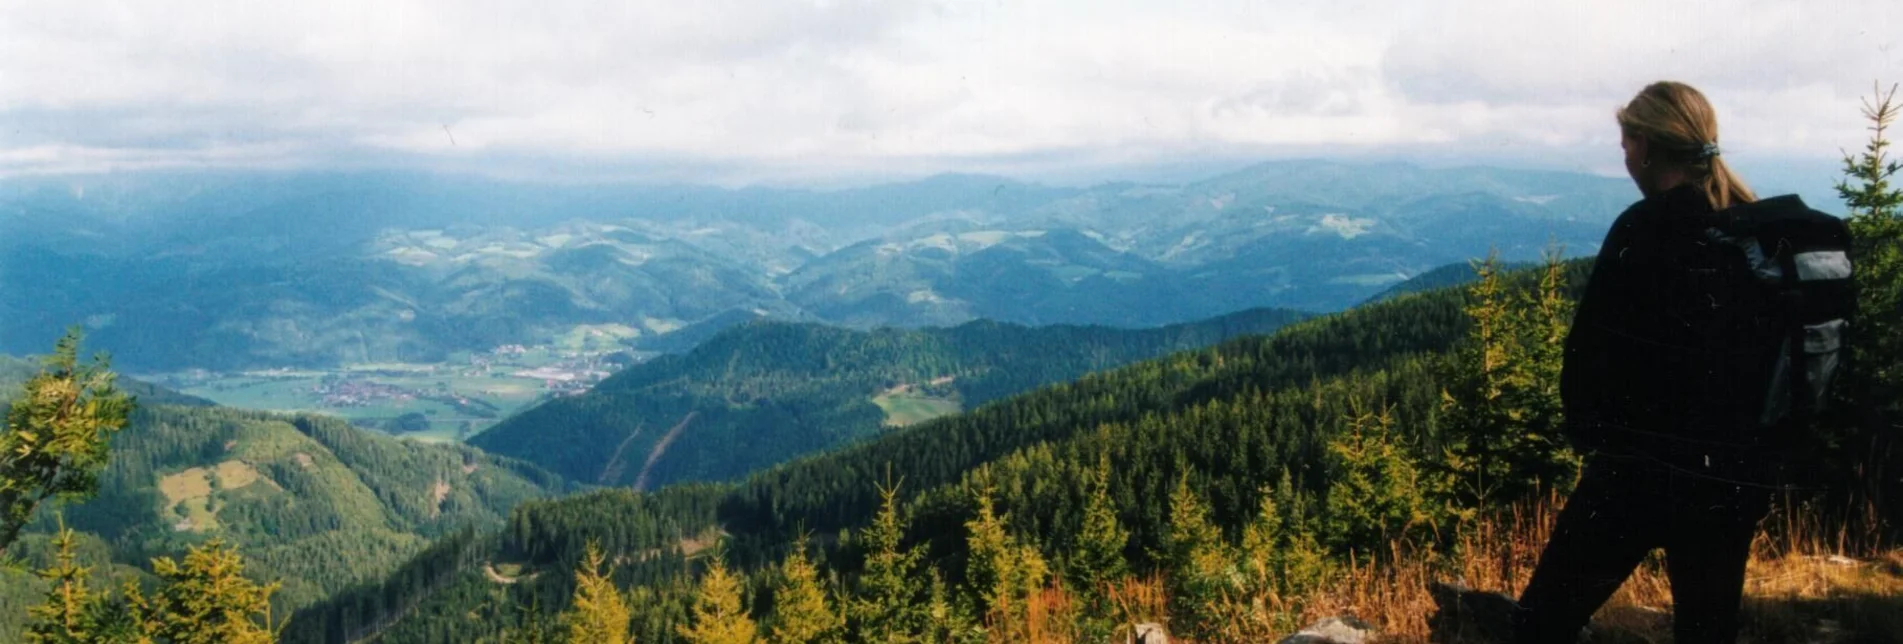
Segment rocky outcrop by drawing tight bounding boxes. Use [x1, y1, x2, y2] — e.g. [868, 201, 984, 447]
[1109, 622, 1170, 643]
[1278, 616, 1379, 643]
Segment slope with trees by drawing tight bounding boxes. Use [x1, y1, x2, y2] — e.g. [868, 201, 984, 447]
[0, 340, 575, 641]
[471, 308, 1310, 490]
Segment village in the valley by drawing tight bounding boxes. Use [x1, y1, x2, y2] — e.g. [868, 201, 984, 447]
[146, 342, 641, 442]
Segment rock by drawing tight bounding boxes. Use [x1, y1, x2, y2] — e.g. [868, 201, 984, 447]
[1110, 622, 1170, 644]
[1426, 581, 1519, 644]
[1278, 616, 1378, 644]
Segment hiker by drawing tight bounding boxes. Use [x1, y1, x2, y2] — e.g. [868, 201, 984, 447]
[1513, 81, 1854, 643]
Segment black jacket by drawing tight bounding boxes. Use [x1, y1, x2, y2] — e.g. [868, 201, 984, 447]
[1560, 184, 1806, 464]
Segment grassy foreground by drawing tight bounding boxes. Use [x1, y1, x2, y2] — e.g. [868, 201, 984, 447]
[1007, 499, 1902, 643]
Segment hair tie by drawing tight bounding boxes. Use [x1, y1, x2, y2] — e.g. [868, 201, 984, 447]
[1700, 142, 1721, 159]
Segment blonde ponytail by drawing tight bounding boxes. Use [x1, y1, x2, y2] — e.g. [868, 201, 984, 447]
[1616, 81, 1756, 210]
[1701, 155, 1756, 211]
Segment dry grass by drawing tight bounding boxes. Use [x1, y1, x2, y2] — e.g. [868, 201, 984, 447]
[1000, 498, 1901, 644]
[1294, 496, 1903, 644]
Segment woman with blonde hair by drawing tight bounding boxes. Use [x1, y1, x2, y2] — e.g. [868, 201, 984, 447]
[1514, 81, 1850, 643]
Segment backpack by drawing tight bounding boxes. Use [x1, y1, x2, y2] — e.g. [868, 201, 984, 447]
[1701, 195, 1855, 431]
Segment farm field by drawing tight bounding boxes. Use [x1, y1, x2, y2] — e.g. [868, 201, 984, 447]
[143, 343, 643, 442]
[871, 391, 962, 427]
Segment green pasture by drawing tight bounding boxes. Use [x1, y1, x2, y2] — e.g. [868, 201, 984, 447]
[146, 367, 554, 442]
[871, 393, 962, 427]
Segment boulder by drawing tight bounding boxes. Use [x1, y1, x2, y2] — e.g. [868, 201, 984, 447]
[1278, 616, 1378, 643]
[1109, 622, 1170, 644]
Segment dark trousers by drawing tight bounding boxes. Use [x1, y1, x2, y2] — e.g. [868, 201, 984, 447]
[1515, 456, 1772, 644]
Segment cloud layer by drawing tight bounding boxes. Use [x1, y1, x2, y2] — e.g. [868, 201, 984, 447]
[2, 0, 1896, 181]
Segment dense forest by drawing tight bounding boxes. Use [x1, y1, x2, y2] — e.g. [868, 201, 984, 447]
[6, 92, 1898, 641]
[276, 255, 1564, 641]
[0, 361, 575, 641]
[471, 308, 1310, 489]
[297, 231, 1902, 642]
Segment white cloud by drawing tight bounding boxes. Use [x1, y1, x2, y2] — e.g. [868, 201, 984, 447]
[0, 0, 1897, 180]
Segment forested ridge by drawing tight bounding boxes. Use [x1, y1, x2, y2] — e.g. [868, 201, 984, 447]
[0, 364, 574, 641]
[10, 93, 1900, 640]
[471, 307, 1310, 490]
[300, 230, 1903, 643]
[279, 257, 1587, 642]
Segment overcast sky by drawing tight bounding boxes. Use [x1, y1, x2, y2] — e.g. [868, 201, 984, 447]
[2, 0, 1897, 185]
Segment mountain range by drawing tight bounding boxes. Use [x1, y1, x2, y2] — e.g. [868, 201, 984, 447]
[280, 254, 1558, 642]
[0, 161, 1637, 371]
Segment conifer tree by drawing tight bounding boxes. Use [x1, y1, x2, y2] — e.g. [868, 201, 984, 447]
[1239, 488, 1279, 596]
[1323, 402, 1445, 555]
[1, 330, 132, 553]
[768, 534, 838, 644]
[922, 568, 975, 644]
[24, 523, 107, 644]
[849, 481, 926, 642]
[1164, 471, 1234, 639]
[1067, 452, 1130, 596]
[132, 539, 280, 644]
[1835, 81, 1903, 534]
[565, 541, 631, 644]
[1270, 470, 1329, 598]
[1511, 250, 1578, 487]
[1439, 252, 1576, 508]
[963, 485, 1047, 637]
[679, 551, 757, 644]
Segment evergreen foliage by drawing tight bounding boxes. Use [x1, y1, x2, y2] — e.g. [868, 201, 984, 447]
[1835, 82, 1903, 536]
[961, 483, 1047, 638]
[1437, 252, 1577, 507]
[1065, 451, 1129, 597]
[262, 258, 1606, 641]
[846, 481, 928, 642]
[25, 531, 280, 643]
[679, 552, 757, 644]
[473, 311, 1307, 490]
[1269, 470, 1331, 599]
[766, 534, 837, 644]
[564, 541, 631, 644]
[22, 525, 109, 644]
[1164, 472, 1235, 639]
[131, 539, 280, 643]
[0, 331, 132, 554]
[1322, 402, 1448, 555]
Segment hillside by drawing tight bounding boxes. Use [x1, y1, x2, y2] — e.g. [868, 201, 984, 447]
[286, 261, 1508, 642]
[1361, 260, 1553, 305]
[469, 308, 1309, 489]
[0, 362, 574, 641]
[299, 257, 1903, 643]
[0, 162, 1636, 371]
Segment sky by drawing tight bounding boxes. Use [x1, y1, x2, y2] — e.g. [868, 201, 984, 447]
[1, 0, 1898, 186]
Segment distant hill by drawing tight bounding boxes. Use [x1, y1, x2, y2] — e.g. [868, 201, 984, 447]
[1, 162, 1634, 371]
[1361, 260, 1545, 305]
[0, 359, 574, 640]
[293, 259, 1594, 643]
[627, 308, 771, 354]
[0, 354, 214, 407]
[469, 307, 1310, 489]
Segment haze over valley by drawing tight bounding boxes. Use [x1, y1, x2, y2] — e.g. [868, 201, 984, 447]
[3, 162, 1640, 367]
[2, 1, 1898, 642]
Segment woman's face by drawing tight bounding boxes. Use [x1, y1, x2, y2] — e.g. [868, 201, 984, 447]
[1621, 131, 1647, 187]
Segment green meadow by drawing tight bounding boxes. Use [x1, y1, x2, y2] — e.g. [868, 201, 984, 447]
[870, 392, 962, 427]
